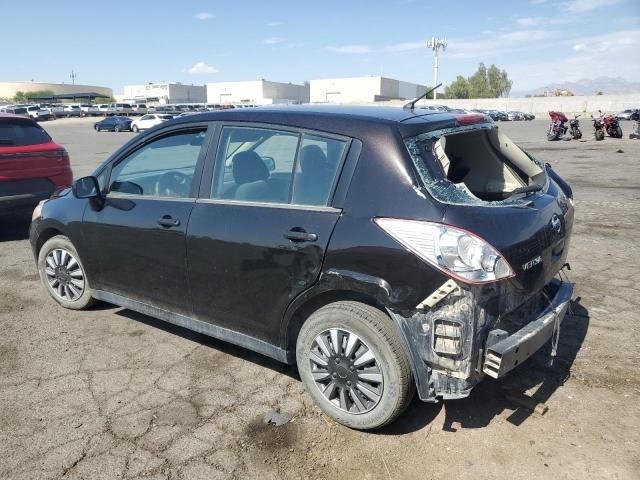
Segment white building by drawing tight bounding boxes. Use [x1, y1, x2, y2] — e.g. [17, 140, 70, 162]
[123, 83, 206, 104]
[206, 80, 309, 105]
[310, 76, 427, 104]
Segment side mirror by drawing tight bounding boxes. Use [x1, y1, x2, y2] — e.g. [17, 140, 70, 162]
[73, 176, 101, 199]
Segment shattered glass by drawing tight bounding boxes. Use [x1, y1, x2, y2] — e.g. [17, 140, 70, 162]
[404, 125, 537, 207]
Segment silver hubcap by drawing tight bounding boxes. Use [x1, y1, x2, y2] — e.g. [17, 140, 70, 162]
[44, 248, 85, 301]
[309, 329, 383, 414]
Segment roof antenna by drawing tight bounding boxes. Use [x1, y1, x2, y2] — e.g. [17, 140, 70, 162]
[403, 83, 442, 112]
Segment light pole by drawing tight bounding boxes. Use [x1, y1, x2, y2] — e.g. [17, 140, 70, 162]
[426, 37, 447, 100]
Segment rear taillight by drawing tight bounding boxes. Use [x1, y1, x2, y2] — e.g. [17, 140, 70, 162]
[374, 218, 514, 284]
[42, 149, 69, 161]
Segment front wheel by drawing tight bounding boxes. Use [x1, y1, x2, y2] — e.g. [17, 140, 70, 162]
[132, 125, 139, 133]
[595, 130, 605, 141]
[547, 131, 559, 141]
[114, 126, 121, 132]
[616, 126, 623, 138]
[296, 301, 414, 430]
[37, 235, 97, 310]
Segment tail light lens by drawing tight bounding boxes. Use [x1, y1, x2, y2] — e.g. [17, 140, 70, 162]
[374, 218, 514, 284]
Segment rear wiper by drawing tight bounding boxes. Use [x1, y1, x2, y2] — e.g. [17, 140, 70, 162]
[507, 184, 543, 197]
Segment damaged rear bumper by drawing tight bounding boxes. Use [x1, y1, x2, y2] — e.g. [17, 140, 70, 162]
[389, 278, 574, 403]
[482, 281, 573, 379]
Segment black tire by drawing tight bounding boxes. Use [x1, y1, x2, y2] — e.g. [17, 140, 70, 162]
[595, 130, 605, 141]
[296, 301, 414, 430]
[547, 131, 559, 141]
[132, 125, 139, 133]
[114, 126, 120, 132]
[616, 126, 623, 138]
[96, 125, 101, 132]
[37, 235, 97, 310]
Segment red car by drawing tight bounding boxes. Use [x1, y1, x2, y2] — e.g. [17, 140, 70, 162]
[0, 114, 72, 217]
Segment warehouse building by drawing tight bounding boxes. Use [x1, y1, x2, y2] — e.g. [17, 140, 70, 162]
[0, 81, 113, 101]
[206, 80, 309, 105]
[123, 82, 206, 104]
[309, 76, 427, 104]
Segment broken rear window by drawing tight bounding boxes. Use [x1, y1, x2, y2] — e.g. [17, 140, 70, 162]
[405, 125, 547, 206]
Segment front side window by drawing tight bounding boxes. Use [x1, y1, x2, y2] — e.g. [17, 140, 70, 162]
[109, 129, 206, 198]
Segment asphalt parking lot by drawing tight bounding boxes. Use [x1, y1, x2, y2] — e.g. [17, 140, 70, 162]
[1, 116, 639, 479]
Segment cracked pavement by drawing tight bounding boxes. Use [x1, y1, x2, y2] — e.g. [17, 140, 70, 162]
[0, 118, 639, 479]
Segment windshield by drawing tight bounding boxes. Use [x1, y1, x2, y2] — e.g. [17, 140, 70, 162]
[404, 125, 547, 206]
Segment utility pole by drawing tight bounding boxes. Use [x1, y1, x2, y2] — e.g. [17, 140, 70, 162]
[426, 37, 447, 100]
[70, 70, 77, 85]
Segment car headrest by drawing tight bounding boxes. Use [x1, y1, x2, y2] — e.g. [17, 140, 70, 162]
[299, 145, 328, 174]
[232, 151, 269, 185]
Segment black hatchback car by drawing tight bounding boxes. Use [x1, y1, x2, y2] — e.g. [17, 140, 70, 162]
[30, 106, 575, 429]
[94, 116, 132, 132]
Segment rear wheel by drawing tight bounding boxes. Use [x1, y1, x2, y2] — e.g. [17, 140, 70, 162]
[616, 126, 623, 138]
[37, 235, 97, 310]
[132, 125, 139, 133]
[114, 126, 121, 132]
[296, 301, 414, 430]
[595, 130, 605, 141]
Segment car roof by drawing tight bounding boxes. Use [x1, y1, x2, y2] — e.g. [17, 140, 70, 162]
[170, 104, 461, 126]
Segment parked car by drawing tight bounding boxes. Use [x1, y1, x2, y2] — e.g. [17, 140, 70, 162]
[131, 104, 148, 115]
[1, 106, 29, 117]
[94, 116, 133, 132]
[107, 103, 133, 116]
[78, 104, 101, 117]
[130, 113, 174, 132]
[96, 104, 109, 115]
[616, 109, 638, 120]
[523, 113, 536, 121]
[52, 105, 82, 118]
[507, 111, 524, 121]
[1, 114, 72, 216]
[25, 105, 53, 121]
[30, 106, 575, 430]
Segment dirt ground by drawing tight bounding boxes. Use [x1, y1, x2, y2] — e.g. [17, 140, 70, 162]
[1, 117, 639, 479]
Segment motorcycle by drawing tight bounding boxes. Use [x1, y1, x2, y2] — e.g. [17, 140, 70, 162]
[547, 111, 568, 141]
[629, 110, 640, 139]
[592, 113, 605, 141]
[603, 112, 623, 138]
[569, 114, 582, 139]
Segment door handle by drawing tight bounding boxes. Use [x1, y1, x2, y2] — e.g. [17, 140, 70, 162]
[158, 215, 180, 228]
[283, 229, 318, 242]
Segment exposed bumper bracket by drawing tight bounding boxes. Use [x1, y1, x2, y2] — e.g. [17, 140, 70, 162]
[483, 281, 574, 379]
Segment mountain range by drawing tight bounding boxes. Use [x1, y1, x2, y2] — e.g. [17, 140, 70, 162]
[514, 77, 640, 97]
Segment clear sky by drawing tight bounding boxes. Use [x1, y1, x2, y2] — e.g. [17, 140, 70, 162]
[0, 0, 638, 94]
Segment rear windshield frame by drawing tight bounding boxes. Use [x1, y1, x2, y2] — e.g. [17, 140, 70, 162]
[403, 123, 548, 207]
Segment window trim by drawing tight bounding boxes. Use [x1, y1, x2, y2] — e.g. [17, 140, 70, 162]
[202, 121, 352, 209]
[103, 123, 214, 201]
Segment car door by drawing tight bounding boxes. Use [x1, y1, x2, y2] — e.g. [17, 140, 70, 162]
[186, 124, 350, 346]
[82, 123, 213, 315]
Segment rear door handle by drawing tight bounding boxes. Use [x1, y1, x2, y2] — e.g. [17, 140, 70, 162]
[283, 229, 318, 242]
[158, 215, 180, 228]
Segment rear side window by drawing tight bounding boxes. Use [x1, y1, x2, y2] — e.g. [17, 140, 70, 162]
[211, 126, 346, 206]
[0, 118, 51, 146]
[291, 134, 347, 206]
